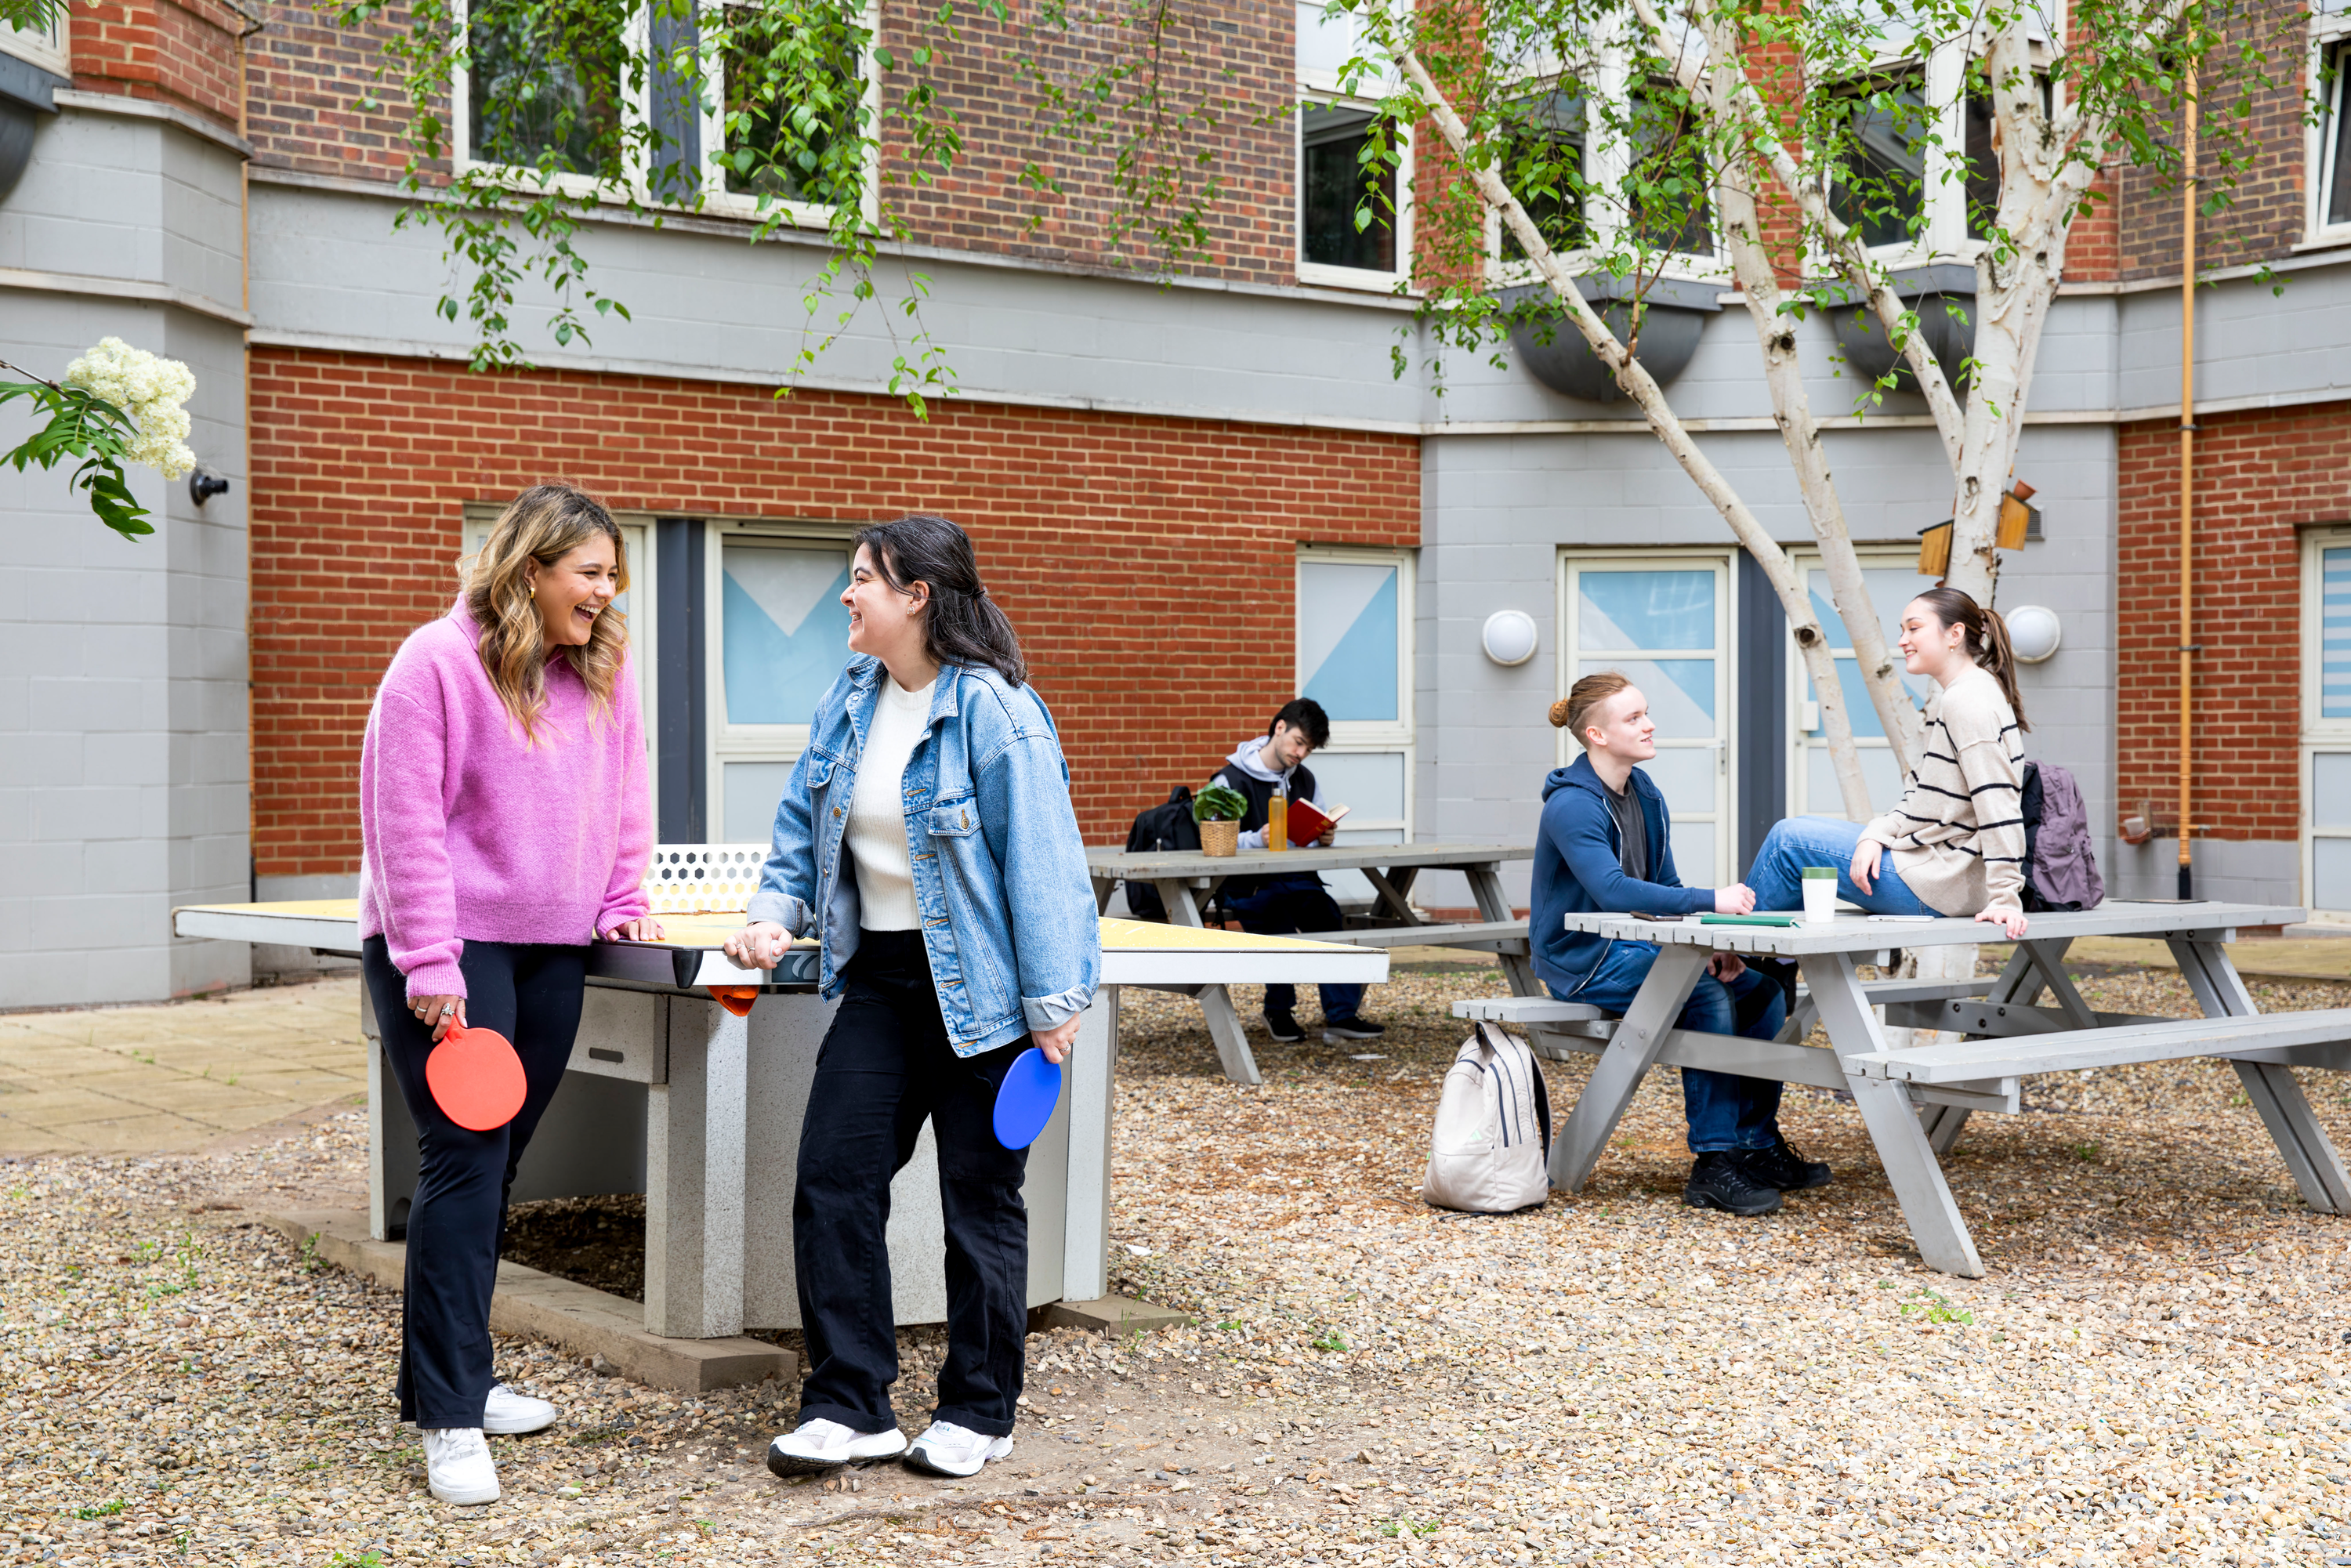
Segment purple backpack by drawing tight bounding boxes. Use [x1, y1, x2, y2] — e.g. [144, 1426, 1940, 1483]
[2020, 762, 2103, 912]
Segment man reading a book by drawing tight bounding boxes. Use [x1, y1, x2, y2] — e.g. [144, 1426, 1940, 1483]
[1211, 699, 1386, 1046]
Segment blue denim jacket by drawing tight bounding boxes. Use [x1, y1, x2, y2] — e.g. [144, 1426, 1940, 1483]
[747, 656, 1101, 1056]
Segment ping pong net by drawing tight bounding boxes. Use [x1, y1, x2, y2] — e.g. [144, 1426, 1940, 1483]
[643, 843, 767, 915]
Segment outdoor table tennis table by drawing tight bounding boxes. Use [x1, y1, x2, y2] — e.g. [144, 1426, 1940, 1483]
[1453, 902, 2351, 1277]
[1088, 842, 1536, 1085]
[172, 901, 1386, 1338]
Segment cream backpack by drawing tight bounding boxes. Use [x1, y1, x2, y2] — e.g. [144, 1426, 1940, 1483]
[1421, 1022, 1552, 1213]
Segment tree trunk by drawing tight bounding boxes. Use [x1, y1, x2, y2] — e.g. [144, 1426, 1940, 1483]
[1380, 20, 1884, 822]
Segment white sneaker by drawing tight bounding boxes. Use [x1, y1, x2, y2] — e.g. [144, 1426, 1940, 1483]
[483, 1382, 556, 1436]
[422, 1427, 500, 1505]
[765, 1418, 909, 1476]
[903, 1420, 1014, 1478]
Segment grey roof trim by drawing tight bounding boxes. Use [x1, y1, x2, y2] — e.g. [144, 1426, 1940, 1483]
[0, 47, 67, 114]
[244, 163, 1425, 314]
[53, 89, 252, 158]
[0, 266, 252, 328]
[241, 327, 1428, 435]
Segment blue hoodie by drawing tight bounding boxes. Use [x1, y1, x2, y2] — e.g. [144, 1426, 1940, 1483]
[1529, 752, 1713, 995]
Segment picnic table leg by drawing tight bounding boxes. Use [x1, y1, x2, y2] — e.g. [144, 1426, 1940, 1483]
[1549, 944, 1708, 1191]
[1157, 878, 1262, 1088]
[2168, 938, 2351, 1214]
[1093, 875, 1117, 915]
[1805, 951, 1984, 1278]
[1360, 867, 1420, 925]
[1463, 862, 1540, 1000]
[1925, 939, 2081, 1157]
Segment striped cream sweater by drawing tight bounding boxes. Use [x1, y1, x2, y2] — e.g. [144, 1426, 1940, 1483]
[1862, 666, 2028, 918]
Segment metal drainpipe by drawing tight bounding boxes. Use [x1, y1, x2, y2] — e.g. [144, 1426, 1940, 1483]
[2176, 71, 2198, 901]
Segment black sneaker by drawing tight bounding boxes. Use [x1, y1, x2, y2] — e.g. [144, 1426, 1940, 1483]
[1741, 1138, 1832, 1192]
[1683, 1151, 1784, 1217]
[1263, 1009, 1306, 1043]
[1321, 1017, 1386, 1043]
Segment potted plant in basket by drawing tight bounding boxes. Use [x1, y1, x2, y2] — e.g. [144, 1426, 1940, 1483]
[1191, 783, 1248, 858]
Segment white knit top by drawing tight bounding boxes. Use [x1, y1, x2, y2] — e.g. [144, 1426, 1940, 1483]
[843, 675, 936, 931]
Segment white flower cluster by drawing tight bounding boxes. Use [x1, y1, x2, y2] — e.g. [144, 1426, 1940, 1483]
[63, 337, 197, 480]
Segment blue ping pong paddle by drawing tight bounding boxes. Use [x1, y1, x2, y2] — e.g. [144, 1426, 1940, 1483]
[992, 1046, 1063, 1150]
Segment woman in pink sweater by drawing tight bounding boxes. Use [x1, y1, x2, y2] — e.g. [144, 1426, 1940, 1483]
[357, 483, 657, 1507]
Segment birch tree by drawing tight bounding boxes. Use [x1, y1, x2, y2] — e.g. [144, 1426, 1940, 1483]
[1344, 0, 2279, 815]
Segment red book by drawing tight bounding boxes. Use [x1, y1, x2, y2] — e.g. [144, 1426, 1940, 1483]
[1285, 798, 1350, 846]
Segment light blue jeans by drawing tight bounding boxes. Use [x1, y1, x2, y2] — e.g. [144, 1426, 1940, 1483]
[1747, 816, 1941, 917]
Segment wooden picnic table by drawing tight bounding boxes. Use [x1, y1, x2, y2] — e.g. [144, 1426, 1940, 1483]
[1088, 842, 1537, 1085]
[1454, 901, 2350, 1277]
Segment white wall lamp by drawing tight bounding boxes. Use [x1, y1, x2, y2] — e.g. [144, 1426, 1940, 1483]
[1481, 609, 1540, 668]
[2006, 603, 2061, 664]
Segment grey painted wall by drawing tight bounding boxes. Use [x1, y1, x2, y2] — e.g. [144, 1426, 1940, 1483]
[0, 105, 251, 1010]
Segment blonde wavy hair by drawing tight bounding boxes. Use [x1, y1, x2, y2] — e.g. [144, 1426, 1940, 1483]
[464, 483, 630, 741]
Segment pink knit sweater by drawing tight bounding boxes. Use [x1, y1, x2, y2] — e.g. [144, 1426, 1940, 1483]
[358, 598, 652, 1001]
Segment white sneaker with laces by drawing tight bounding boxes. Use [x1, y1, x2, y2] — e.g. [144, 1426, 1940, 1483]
[483, 1382, 556, 1435]
[904, 1420, 1014, 1478]
[766, 1418, 909, 1476]
[422, 1427, 500, 1505]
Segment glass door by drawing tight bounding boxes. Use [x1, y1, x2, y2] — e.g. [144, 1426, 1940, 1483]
[1559, 554, 1731, 885]
[1786, 554, 1934, 820]
[2303, 530, 2351, 916]
[709, 528, 856, 842]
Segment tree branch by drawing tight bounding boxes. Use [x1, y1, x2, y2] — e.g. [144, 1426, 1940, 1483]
[1370, 1, 1882, 822]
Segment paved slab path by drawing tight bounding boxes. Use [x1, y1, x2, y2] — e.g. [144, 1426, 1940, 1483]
[0, 976, 365, 1155]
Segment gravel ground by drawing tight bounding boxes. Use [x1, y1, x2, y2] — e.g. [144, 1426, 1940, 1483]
[9, 959, 2351, 1568]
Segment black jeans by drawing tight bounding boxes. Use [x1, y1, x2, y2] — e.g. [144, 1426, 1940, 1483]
[362, 936, 585, 1428]
[795, 929, 1031, 1438]
[1224, 882, 1365, 1020]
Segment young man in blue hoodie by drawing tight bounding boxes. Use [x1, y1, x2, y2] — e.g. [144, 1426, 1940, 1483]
[1531, 673, 1830, 1217]
[1211, 698, 1386, 1045]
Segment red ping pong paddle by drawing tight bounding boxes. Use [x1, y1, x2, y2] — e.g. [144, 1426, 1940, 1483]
[707, 986, 759, 1018]
[425, 1021, 528, 1132]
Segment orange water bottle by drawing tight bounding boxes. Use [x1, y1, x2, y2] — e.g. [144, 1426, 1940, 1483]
[1267, 781, 1288, 853]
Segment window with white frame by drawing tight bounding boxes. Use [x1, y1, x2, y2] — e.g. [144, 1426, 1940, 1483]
[1819, 4, 2048, 264]
[1296, 549, 1415, 861]
[1, 9, 67, 75]
[2313, 12, 2351, 241]
[710, 524, 856, 841]
[1488, 44, 1720, 280]
[1784, 552, 1933, 821]
[1296, 1, 1411, 288]
[1558, 552, 1732, 886]
[452, 0, 875, 223]
[2300, 527, 2351, 915]
[463, 504, 659, 819]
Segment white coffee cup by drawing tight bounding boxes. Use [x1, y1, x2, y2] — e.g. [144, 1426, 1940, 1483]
[1801, 867, 1838, 925]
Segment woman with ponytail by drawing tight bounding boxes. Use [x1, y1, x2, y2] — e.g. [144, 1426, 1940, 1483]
[358, 483, 658, 1505]
[1748, 587, 2031, 939]
[725, 514, 1097, 1483]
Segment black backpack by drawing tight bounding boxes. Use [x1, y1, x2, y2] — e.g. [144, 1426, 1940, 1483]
[1121, 787, 1201, 922]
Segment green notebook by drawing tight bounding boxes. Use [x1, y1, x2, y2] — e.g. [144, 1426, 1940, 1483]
[1697, 914, 1801, 926]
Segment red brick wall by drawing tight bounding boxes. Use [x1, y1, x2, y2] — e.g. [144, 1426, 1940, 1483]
[71, 0, 244, 129]
[2110, 5, 2314, 282]
[879, 0, 1295, 281]
[247, 348, 1422, 876]
[235, 0, 1301, 277]
[2116, 401, 2351, 841]
[246, 0, 423, 181]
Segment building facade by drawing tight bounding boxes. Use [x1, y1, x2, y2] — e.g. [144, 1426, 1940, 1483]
[4, 0, 2349, 1008]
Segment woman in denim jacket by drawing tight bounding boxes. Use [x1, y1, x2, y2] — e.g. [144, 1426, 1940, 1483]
[724, 514, 1098, 1482]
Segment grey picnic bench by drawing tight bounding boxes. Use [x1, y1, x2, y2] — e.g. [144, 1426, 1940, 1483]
[1089, 842, 1536, 1085]
[1453, 903, 2351, 1276]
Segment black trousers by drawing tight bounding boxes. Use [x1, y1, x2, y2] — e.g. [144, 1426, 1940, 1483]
[795, 929, 1031, 1438]
[362, 936, 585, 1428]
